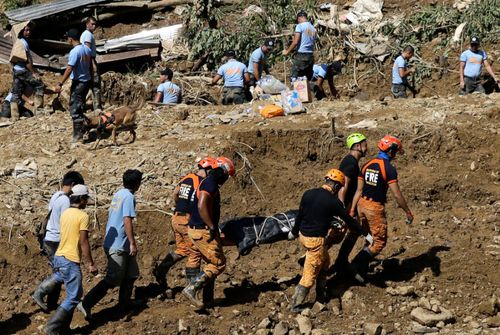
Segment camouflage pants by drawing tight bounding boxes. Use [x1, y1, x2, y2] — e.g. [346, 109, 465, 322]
[222, 87, 245, 105]
[391, 84, 407, 99]
[459, 76, 485, 95]
[11, 69, 43, 105]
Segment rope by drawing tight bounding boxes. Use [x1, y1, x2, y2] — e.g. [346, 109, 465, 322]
[253, 213, 294, 245]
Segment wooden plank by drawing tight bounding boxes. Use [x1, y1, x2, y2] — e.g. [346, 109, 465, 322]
[100, 1, 151, 8]
[96, 47, 159, 64]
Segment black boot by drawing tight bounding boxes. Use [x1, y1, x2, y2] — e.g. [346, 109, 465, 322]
[71, 121, 84, 143]
[46, 283, 62, 311]
[290, 284, 310, 313]
[78, 280, 110, 320]
[119, 279, 139, 310]
[315, 271, 328, 303]
[44, 306, 72, 335]
[182, 271, 210, 309]
[350, 248, 373, 284]
[32, 277, 60, 312]
[202, 277, 215, 308]
[153, 252, 182, 287]
[330, 236, 357, 275]
[185, 267, 200, 285]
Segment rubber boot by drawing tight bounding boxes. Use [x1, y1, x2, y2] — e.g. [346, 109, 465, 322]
[330, 236, 357, 275]
[153, 252, 182, 287]
[34, 95, 44, 115]
[78, 280, 110, 320]
[350, 248, 373, 284]
[46, 283, 62, 311]
[315, 271, 328, 303]
[290, 284, 310, 313]
[32, 277, 60, 312]
[185, 267, 200, 285]
[10, 102, 20, 122]
[44, 306, 71, 335]
[71, 121, 84, 143]
[202, 277, 215, 308]
[182, 271, 209, 309]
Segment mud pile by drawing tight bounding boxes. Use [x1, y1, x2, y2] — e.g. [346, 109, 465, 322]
[0, 91, 499, 334]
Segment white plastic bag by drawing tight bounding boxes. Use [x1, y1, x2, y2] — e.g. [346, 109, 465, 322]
[257, 75, 288, 94]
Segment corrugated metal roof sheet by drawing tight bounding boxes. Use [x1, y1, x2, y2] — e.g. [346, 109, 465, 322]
[5, 0, 108, 23]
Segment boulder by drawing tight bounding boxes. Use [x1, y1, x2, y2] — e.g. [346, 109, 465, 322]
[411, 321, 439, 334]
[485, 315, 500, 328]
[273, 321, 289, 335]
[410, 307, 455, 327]
[477, 297, 499, 316]
[295, 315, 312, 335]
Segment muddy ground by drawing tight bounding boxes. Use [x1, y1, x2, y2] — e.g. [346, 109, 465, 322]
[0, 91, 499, 334]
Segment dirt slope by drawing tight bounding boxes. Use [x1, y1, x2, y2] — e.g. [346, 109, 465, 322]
[0, 92, 499, 334]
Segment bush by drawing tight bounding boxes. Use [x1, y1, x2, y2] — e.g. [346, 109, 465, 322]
[4, 0, 39, 11]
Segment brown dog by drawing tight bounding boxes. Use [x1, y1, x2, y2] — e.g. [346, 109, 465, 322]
[84, 106, 137, 149]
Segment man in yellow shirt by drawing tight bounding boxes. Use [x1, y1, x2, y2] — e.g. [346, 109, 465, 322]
[42, 184, 98, 335]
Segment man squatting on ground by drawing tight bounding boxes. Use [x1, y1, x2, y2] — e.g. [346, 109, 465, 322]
[55, 28, 93, 143]
[312, 61, 343, 100]
[283, 11, 317, 81]
[212, 51, 249, 105]
[80, 16, 103, 111]
[391, 46, 414, 99]
[10, 22, 45, 122]
[154, 68, 182, 105]
[77, 170, 143, 320]
[41, 184, 98, 335]
[289, 169, 373, 312]
[182, 157, 236, 310]
[349, 135, 414, 283]
[459, 36, 498, 95]
[153, 157, 218, 289]
[32, 172, 85, 313]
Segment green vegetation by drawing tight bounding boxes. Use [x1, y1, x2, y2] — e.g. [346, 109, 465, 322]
[182, 0, 315, 70]
[4, 0, 39, 11]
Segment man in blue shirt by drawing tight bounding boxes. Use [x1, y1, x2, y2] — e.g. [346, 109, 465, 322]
[80, 17, 103, 111]
[459, 36, 498, 95]
[154, 68, 182, 104]
[212, 50, 250, 105]
[9, 22, 45, 122]
[78, 169, 143, 321]
[247, 39, 274, 86]
[54, 29, 92, 144]
[283, 11, 317, 81]
[391, 46, 414, 99]
[312, 62, 342, 100]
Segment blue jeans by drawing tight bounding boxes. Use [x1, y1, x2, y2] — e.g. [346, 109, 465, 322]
[51, 256, 82, 312]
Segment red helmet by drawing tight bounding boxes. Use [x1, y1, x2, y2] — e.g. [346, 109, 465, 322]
[216, 156, 235, 176]
[378, 135, 404, 153]
[198, 156, 218, 169]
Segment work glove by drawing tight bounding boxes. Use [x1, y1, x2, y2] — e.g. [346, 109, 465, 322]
[364, 233, 374, 245]
[207, 228, 219, 243]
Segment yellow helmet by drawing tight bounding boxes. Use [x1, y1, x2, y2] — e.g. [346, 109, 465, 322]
[325, 169, 345, 186]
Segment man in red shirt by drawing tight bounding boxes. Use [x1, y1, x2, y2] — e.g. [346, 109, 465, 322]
[350, 135, 414, 283]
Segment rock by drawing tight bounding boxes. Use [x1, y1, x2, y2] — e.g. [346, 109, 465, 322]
[273, 321, 289, 335]
[295, 315, 312, 335]
[363, 322, 382, 335]
[436, 321, 445, 328]
[178, 319, 189, 333]
[410, 307, 455, 327]
[418, 298, 432, 311]
[411, 321, 439, 334]
[469, 321, 480, 329]
[301, 308, 311, 317]
[328, 299, 341, 316]
[470, 161, 477, 171]
[485, 314, 500, 328]
[477, 297, 498, 316]
[312, 302, 327, 313]
[386, 285, 415, 296]
[311, 330, 331, 335]
[141, 254, 154, 269]
[255, 330, 269, 335]
[258, 317, 272, 329]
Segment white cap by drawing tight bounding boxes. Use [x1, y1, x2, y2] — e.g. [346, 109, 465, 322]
[71, 184, 91, 197]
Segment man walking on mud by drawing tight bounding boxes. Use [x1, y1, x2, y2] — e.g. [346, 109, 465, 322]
[391, 46, 415, 98]
[289, 169, 372, 312]
[77, 169, 143, 320]
[42, 184, 98, 335]
[459, 36, 498, 95]
[32, 171, 85, 313]
[349, 135, 414, 283]
[283, 11, 317, 81]
[182, 157, 235, 310]
[54, 28, 92, 144]
[80, 16, 103, 111]
[153, 157, 218, 289]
